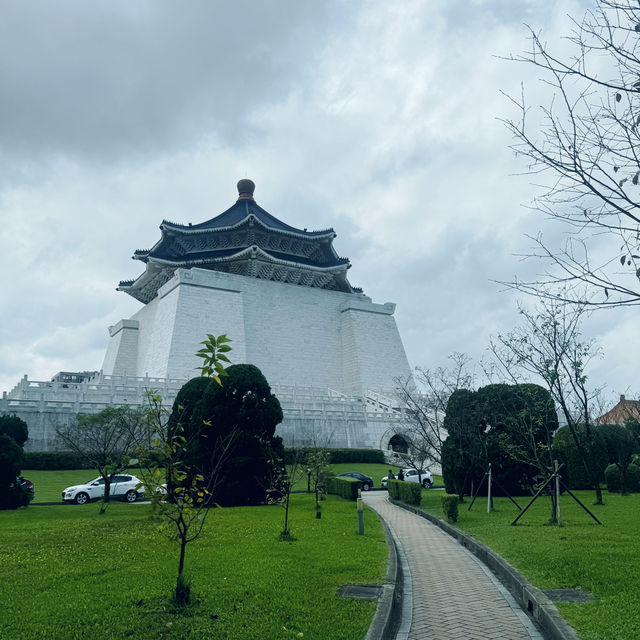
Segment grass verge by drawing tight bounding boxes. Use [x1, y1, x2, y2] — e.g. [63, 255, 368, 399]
[416, 489, 640, 640]
[1, 493, 387, 640]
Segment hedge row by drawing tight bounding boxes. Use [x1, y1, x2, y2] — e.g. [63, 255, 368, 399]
[22, 451, 94, 470]
[283, 448, 385, 465]
[388, 479, 421, 506]
[326, 476, 360, 501]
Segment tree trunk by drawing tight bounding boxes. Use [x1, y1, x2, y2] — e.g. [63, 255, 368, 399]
[99, 478, 112, 514]
[178, 535, 187, 577]
[283, 490, 291, 534]
[549, 493, 558, 524]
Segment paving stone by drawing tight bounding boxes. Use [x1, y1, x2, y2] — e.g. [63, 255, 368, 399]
[363, 493, 546, 640]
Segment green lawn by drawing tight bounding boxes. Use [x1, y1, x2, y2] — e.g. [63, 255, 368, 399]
[26, 465, 443, 502]
[1, 493, 387, 640]
[417, 489, 640, 640]
[291, 463, 443, 492]
[25, 469, 114, 502]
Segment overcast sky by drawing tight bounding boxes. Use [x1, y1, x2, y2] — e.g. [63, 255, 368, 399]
[0, 0, 636, 405]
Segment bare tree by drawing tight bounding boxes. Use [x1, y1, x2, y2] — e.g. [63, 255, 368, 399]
[56, 406, 146, 514]
[502, 0, 640, 308]
[266, 446, 306, 541]
[393, 353, 474, 483]
[489, 298, 605, 503]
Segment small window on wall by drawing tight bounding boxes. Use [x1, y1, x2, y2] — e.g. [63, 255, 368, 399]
[389, 434, 408, 454]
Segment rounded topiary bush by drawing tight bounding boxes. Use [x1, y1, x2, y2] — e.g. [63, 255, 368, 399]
[0, 434, 29, 510]
[441, 493, 459, 523]
[187, 365, 284, 507]
[606, 463, 640, 493]
[626, 464, 640, 493]
[0, 484, 31, 509]
[605, 464, 622, 492]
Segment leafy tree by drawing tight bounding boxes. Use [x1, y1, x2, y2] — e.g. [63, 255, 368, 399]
[503, 0, 640, 307]
[0, 434, 30, 509]
[442, 382, 559, 516]
[625, 417, 640, 447]
[56, 406, 147, 513]
[490, 299, 605, 503]
[0, 415, 29, 447]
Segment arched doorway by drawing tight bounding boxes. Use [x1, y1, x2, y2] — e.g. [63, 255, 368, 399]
[388, 434, 408, 454]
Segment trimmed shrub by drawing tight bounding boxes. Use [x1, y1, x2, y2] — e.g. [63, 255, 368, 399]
[0, 484, 31, 509]
[441, 493, 459, 523]
[328, 449, 385, 464]
[184, 365, 284, 507]
[605, 463, 640, 493]
[627, 464, 640, 492]
[387, 479, 399, 500]
[605, 464, 622, 492]
[0, 415, 29, 447]
[283, 448, 385, 465]
[0, 434, 30, 510]
[22, 451, 93, 470]
[326, 476, 359, 501]
[388, 480, 422, 506]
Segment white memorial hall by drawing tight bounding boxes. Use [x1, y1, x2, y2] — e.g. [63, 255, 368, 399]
[2, 180, 410, 451]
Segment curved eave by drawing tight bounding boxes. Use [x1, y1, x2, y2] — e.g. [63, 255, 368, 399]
[148, 246, 351, 273]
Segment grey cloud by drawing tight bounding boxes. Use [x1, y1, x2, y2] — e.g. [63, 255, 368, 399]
[0, 0, 636, 397]
[0, 1, 337, 162]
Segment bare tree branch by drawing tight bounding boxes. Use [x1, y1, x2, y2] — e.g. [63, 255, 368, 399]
[501, 1, 640, 307]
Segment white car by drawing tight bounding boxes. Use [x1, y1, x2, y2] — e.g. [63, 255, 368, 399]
[62, 474, 144, 505]
[381, 469, 433, 489]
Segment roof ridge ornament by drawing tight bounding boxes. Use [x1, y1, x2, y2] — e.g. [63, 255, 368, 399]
[237, 178, 255, 202]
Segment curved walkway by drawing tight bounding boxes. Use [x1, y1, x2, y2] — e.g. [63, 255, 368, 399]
[363, 492, 545, 640]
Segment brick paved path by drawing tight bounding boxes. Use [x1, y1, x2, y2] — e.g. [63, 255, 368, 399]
[363, 492, 546, 640]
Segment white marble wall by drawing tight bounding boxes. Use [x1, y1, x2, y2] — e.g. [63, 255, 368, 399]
[103, 268, 411, 394]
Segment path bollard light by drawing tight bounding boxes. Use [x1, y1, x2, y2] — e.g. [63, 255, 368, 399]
[357, 488, 364, 535]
